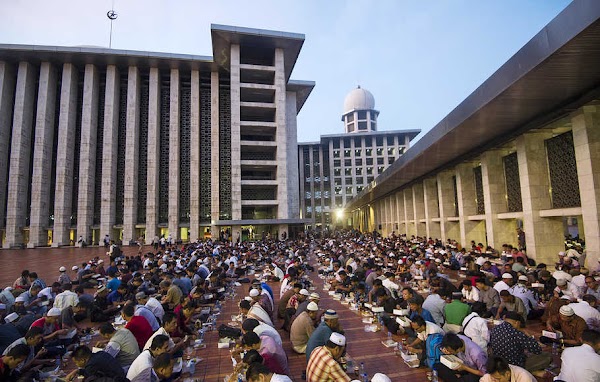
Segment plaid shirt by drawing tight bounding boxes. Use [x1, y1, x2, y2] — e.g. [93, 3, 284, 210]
[306, 346, 350, 382]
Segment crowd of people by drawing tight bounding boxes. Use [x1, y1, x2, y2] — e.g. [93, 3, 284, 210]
[0, 230, 598, 382]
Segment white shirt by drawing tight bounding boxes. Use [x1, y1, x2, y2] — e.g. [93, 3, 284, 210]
[126, 350, 154, 380]
[461, 312, 489, 352]
[382, 277, 400, 291]
[135, 305, 160, 331]
[571, 274, 587, 295]
[462, 287, 479, 302]
[145, 297, 165, 321]
[510, 284, 537, 315]
[53, 290, 79, 310]
[568, 301, 600, 330]
[558, 343, 600, 382]
[254, 322, 283, 346]
[480, 364, 535, 382]
[143, 327, 176, 351]
[38, 287, 56, 301]
[552, 270, 572, 282]
[555, 281, 581, 300]
[417, 321, 444, 342]
[494, 280, 511, 293]
[270, 374, 293, 382]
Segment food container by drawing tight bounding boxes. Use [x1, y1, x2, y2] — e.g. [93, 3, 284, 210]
[440, 355, 463, 370]
[396, 316, 412, 327]
[401, 352, 419, 368]
[531, 283, 544, 288]
[394, 308, 410, 316]
[542, 330, 562, 339]
[371, 306, 384, 313]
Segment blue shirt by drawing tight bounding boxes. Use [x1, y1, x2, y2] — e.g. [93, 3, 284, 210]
[261, 282, 274, 302]
[410, 308, 435, 324]
[305, 322, 334, 361]
[107, 278, 121, 292]
[107, 290, 124, 305]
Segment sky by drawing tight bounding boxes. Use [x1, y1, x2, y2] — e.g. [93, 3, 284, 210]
[0, 0, 572, 143]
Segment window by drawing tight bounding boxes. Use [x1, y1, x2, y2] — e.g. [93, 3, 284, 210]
[346, 186, 353, 194]
[378, 166, 384, 173]
[355, 159, 362, 166]
[335, 186, 342, 195]
[347, 123, 354, 132]
[347, 113, 354, 123]
[367, 167, 373, 175]
[358, 121, 368, 130]
[334, 159, 341, 167]
[355, 149, 362, 156]
[387, 147, 395, 156]
[333, 150, 340, 158]
[377, 157, 384, 165]
[334, 168, 341, 176]
[366, 158, 373, 165]
[367, 176, 374, 183]
[358, 111, 367, 120]
[356, 175, 363, 183]
[376, 137, 383, 146]
[345, 177, 352, 184]
[344, 149, 351, 157]
[365, 148, 373, 156]
[344, 159, 352, 166]
[371, 122, 377, 131]
[365, 138, 372, 147]
[376, 148, 384, 156]
[305, 192, 311, 199]
[335, 197, 343, 207]
[334, 178, 342, 185]
[356, 168, 363, 176]
[357, 186, 364, 193]
[399, 147, 405, 155]
[387, 136, 394, 145]
[388, 157, 395, 164]
[333, 140, 340, 149]
[344, 168, 352, 176]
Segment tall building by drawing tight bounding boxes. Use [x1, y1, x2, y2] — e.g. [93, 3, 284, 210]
[0, 24, 314, 248]
[298, 87, 420, 229]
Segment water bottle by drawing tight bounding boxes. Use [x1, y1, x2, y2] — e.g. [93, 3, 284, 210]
[387, 331, 392, 343]
[432, 369, 439, 382]
[55, 355, 61, 369]
[360, 362, 367, 382]
[237, 373, 243, 382]
[552, 342, 558, 355]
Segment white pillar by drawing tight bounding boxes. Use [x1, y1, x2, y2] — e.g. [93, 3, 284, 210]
[28, 62, 58, 247]
[77, 64, 99, 245]
[145, 68, 161, 244]
[4, 62, 37, 248]
[275, 48, 289, 219]
[122, 66, 140, 244]
[230, 45, 242, 220]
[168, 68, 180, 240]
[52, 64, 79, 247]
[210, 71, 220, 238]
[100, 65, 120, 241]
[189, 70, 201, 241]
[0, 62, 16, 239]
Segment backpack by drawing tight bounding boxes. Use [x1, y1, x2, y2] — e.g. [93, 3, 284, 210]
[425, 333, 444, 369]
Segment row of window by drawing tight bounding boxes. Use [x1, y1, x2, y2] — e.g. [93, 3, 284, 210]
[333, 147, 400, 158]
[332, 135, 396, 149]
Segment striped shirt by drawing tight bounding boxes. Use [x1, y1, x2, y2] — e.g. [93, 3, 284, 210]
[306, 346, 350, 382]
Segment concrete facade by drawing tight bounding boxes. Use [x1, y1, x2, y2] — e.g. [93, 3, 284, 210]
[0, 24, 314, 247]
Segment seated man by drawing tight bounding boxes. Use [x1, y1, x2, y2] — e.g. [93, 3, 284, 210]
[443, 292, 471, 333]
[480, 356, 536, 382]
[121, 304, 153, 351]
[489, 311, 550, 372]
[406, 315, 444, 356]
[144, 312, 189, 354]
[127, 335, 170, 381]
[241, 332, 289, 375]
[245, 362, 292, 382]
[558, 329, 600, 382]
[2, 327, 48, 373]
[30, 307, 71, 355]
[129, 353, 174, 382]
[434, 333, 487, 382]
[306, 332, 350, 382]
[242, 319, 282, 347]
[305, 310, 341, 362]
[496, 290, 527, 323]
[542, 305, 588, 347]
[0, 344, 29, 382]
[97, 322, 140, 369]
[460, 302, 489, 353]
[65, 345, 127, 381]
[290, 302, 319, 353]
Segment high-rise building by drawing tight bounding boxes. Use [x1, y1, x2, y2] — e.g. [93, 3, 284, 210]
[0, 24, 314, 247]
[298, 87, 420, 229]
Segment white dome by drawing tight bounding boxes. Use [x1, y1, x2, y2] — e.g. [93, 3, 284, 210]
[343, 86, 375, 113]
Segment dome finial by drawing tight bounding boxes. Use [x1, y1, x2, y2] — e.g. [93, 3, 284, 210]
[357, 84, 361, 89]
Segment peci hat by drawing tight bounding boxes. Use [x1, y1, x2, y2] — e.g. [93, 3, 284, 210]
[299, 289, 310, 296]
[309, 292, 320, 300]
[72, 266, 79, 271]
[5, 312, 19, 323]
[518, 275, 528, 282]
[135, 292, 147, 300]
[15, 296, 27, 303]
[329, 332, 346, 347]
[559, 305, 575, 316]
[307, 302, 319, 311]
[59, 266, 66, 272]
[323, 309, 338, 320]
[371, 374, 392, 382]
[249, 289, 260, 298]
[502, 273, 513, 279]
[47, 307, 62, 317]
[556, 278, 567, 287]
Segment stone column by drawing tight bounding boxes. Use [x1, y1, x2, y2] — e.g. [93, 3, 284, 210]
[437, 170, 457, 243]
[571, 105, 600, 267]
[286, 91, 299, 219]
[52, 64, 79, 247]
[516, 133, 564, 265]
[28, 62, 58, 247]
[189, 70, 201, 241]
[168, 69, 180, 240]
[0, 62, 16, 238]
[274, 49, 289, 219]
[145, 68, 161, 244]
[77, 64, 99, 245]
[230, 45, 242, 221]
[481, 150, 515, 248]
[100, 65, 120, 241]
[404, 189, 415, 237]
[122, 66, 140, 244]
[413, 183, 425, 237]
[210, 71, 220, 238]
[4, 62, 36, 248]
[424, 178, 441, 239]
[456, 163, 487, 246]
[396, 191, 405, 235]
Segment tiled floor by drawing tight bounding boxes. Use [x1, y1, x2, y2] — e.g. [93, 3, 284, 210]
[0, 246, 556, 381]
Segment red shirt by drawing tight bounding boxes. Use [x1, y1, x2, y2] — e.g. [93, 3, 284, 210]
[31, 317, 60, 336]
[125, 316, 153, 350]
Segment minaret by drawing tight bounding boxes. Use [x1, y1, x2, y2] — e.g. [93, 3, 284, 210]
[341, 85, 379, 133]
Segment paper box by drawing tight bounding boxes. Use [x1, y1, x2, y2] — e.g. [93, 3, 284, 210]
[396, 316, 412, 327]
[440, 355, 463, 370]
[371, 306, 384, 313]
[394, 308, 410, 316]
[531, 283, 544, 288]
[542, 330, 562, 339]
